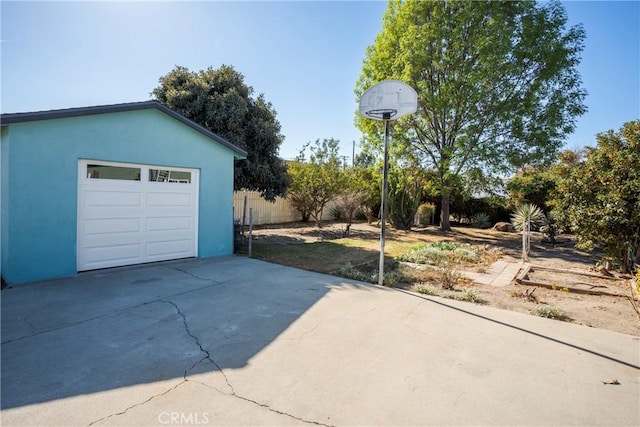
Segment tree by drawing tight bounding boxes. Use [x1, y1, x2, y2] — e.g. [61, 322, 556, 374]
[550, 120, 640, 273]
[287, 139, 344, 227]
[355, 0, 587, 231]
[333, 167, 369, 236]
[353, 152, 382, 224]
[507, 166, 557, 213]
[152, 65, 288, 200]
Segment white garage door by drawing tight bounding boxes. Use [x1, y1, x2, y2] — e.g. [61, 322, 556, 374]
[77, 160, 199, 271]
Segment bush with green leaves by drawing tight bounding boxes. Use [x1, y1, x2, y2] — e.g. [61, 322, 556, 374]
[416, 203, 436, 226]
[444, 289, 483, 304]
[334, 263, 370, 282]
[411, 283, 439, 296]
[287, 138, 345, 227]
[398, 242, 479, 265]
[371, 270, 403, 288]
[533, 305, 566, 320]
[549, 120, 640, 273]
[334, 261, 402, 287]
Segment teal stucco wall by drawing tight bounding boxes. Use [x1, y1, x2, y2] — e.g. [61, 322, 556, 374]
[1, 109, 236, 284]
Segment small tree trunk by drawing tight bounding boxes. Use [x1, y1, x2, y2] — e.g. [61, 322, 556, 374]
[314, 205, 324, 228]
[621, 249, 630, 274]
[440, 193, 451, 231]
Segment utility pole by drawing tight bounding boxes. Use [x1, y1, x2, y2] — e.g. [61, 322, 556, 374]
[340, 155, 349, 170]
[352, 140, 355, 166]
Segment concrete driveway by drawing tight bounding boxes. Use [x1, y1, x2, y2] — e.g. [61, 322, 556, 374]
[1, 257, 638, 426]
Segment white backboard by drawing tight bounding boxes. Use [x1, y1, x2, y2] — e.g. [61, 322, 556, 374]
[359, 80, 418, 121]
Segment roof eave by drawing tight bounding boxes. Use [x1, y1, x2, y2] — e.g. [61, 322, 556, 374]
[0, 101, 248, 159]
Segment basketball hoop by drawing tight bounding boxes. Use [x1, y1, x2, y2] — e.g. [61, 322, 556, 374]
[365, 109, 398, 120]
[358, 80, 418, 286]
[359, 80, 418, 122]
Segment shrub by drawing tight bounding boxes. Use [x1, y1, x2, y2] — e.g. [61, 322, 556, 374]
[444, 289, 483, 303]
[438, 257, 461, 290]
[416, 203, 436, 226]
[371, 270, 403, 287]
[335, 261, 401, 287]
[511, 203, 547, 231]
[533, 305, 566, 320]
[452, 248, 480, 263]
[388, 173, 422, 230]
[471, 212, 491, 228]
[330, 205, 345, 221]
[399, 245, 449, 264]
[398, 242, 479, 265]
[335, 263, 370, 282]
[411, 283, 439, 296]
[430, 241, 460, 251]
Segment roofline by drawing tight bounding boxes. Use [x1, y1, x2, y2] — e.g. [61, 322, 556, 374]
[0, 100, 248, 159]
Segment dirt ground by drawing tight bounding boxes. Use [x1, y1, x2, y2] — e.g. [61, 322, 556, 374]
[249, 221, 640, 336]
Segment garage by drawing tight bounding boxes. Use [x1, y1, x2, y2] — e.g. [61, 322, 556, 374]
[1, 101, 247, 285]
[77, 160, 199, 270]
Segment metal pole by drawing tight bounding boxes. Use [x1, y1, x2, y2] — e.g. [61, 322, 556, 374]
[352, 140, 355, 167]
[248, 208, 253, 257]
[379, 117, 391, 286]
[241, 195, 247, 243]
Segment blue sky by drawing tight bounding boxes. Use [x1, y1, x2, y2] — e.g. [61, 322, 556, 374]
[2, 1, 638, 161]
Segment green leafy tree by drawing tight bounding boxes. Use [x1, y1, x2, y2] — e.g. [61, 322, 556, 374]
[507, 166, 557, 212]
[287, 138, 344, 227]
[152, 65, 288, 200]
[353, 152, 382, 224]
[334, 167, 370, 236]
[355, 0, 587, 231]
[550, 120, 640, 273]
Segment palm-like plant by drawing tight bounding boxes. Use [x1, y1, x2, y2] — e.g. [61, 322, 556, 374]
[471, 212, 491, 229]
[511, 203, 547, 262]
[511, 203, 546, 231]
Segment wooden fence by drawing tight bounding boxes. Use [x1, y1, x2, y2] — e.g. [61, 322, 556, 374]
[233, 191, 337, 225]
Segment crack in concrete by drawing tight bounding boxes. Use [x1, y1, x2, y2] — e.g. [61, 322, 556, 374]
[2, 309, 129, 345]
[7, 285, 333, 426]
[1, 279, 232, 345]
[86, 380, 188, 426]
[21, 315, 37, 333]
[162, 265, 216, 282]
[159, 299, 335, 427]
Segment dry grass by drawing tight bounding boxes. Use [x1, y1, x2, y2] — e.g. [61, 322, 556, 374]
[244, 221, 640, 335]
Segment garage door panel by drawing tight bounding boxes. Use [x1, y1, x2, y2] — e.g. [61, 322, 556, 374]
[83, 218, 142, 235]
[82, 190, 142, 207]
[78, 161, 198, 271]
[146, 192, 193, 207]
[146, 216, 192, 232]
[81, 243, 142, 268]
[146, 239, 193, 258]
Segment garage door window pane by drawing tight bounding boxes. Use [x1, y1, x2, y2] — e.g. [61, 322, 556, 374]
[87, 164, 141, 181]
[149, 169, 191, 183]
